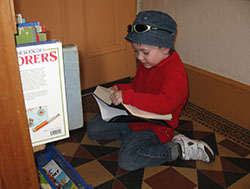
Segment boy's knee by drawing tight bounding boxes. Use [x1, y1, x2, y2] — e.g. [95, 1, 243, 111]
[86, 124, 98, 140]
[118, 150, 141, 171]
[118, 158, 137, 171]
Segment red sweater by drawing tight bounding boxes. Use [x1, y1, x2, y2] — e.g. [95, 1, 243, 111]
[116, 52, 188, 143]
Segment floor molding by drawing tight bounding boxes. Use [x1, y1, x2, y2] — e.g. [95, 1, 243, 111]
[182, 102, 250, 149]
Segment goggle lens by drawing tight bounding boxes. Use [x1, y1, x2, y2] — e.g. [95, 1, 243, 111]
[127, 24, 150, 33]
[127, 24, 172, 34]
[134, 24, 149, 32]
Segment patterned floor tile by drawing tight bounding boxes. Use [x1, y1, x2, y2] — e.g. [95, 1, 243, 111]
[143, 166, 170, 179]
[174, 167, 198, 184]
[54, 95, 250, 188]
[55, 142, 80, 157]
[117, 169, 145, 189]
[196, 156, 222, 171]
[228, 174, 250, 189]
[83, 144, 119, 159]
[144, 167, 197, 189]
[197, 170, 225, 189]
[219, 139, 250, 157]
[217, 144, 242, 158]
[74, 160, 114, 188]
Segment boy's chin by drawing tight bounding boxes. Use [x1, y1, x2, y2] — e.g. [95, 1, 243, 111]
[143, 64, 153, 69]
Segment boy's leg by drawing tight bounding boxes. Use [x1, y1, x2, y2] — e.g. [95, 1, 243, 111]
[87, 113, 132, 141]
[118, 130, 179, 171]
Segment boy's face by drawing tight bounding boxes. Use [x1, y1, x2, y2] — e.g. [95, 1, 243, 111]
[131, 43, 170, 69]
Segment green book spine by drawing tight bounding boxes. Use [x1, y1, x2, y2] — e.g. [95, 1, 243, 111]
[15, 26, 37, 45]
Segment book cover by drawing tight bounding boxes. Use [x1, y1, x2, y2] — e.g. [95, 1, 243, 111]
[43, 160, 78, 189]
[15, 14, 23, 24]
[38, 171, 55, 189]
[16, 41, 69, 146]
[37, 32, 47, 42]
[17, 21, 40, 27]
[93, 86, 172, 127]
[15, 26, 37, 44]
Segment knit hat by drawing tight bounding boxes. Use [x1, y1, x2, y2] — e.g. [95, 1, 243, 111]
[125, 10, 177, 50]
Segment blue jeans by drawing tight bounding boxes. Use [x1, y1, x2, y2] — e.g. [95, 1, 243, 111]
[87, 114, 179, 171]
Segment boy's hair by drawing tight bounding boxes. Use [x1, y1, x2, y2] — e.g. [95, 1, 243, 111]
[125, 10, 177, 50]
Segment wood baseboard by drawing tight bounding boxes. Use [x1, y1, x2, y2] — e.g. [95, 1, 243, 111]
[184, 64, 250, 130]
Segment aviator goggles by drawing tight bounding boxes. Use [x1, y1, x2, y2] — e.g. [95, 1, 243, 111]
[127, 24, 172, 34]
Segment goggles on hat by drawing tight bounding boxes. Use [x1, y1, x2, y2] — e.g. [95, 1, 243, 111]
[127, 24, 172, 34]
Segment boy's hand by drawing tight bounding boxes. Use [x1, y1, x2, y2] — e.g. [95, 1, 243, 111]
[110, 90, 123, 105]
[109, 85, 119, 92]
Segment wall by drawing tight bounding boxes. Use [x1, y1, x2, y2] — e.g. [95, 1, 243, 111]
[140, 0, 250, 129]
[140, 0, 250, 86]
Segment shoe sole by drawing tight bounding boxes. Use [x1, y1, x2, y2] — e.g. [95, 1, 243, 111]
[202, 142, 215, 163]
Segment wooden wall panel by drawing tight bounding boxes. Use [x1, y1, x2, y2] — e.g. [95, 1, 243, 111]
[84, 51, 129, 87]
[79, 0, 136, 89]
[83, 0, 126, 56]
[13, 0, 137, 90]
[0, 0, 39, 187]
[185, 64, 250, 129]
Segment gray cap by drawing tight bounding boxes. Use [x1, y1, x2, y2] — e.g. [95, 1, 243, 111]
[125, 10, 177, 50]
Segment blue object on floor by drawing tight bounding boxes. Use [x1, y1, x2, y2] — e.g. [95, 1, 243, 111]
[34, 144, 92, 189]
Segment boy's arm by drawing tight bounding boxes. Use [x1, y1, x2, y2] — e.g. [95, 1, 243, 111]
[114, 71, 139, 90]
[115, 83, 133, 90]
[121, 69, 188, 115]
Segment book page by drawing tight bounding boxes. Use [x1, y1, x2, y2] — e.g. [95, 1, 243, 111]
[93, 85, 114, 105]
[94, 85, 172, 121]
[123, 104, 172, 120]
[93, 96, 128, 121]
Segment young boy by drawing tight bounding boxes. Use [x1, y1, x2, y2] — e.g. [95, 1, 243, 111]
[87, 10, 214, 171]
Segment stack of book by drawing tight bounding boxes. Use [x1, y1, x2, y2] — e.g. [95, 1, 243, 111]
[42, 159, 78, 188]
[15, 14, 47, 45]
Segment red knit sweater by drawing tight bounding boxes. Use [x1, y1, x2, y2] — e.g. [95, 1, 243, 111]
[115, 51, 188, 143]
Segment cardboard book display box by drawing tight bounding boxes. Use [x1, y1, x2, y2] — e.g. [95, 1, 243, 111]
[16, 40, 69, 146]
[62, 44, 83, 131]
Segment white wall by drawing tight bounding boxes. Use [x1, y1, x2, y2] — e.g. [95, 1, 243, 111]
[140, 0, 250, 86]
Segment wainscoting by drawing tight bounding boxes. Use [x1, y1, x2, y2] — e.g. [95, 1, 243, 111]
[185, 64, 250, 131]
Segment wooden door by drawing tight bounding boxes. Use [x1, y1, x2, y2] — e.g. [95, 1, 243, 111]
[14, 0, 137, 90]
[0, 0, 39, 188]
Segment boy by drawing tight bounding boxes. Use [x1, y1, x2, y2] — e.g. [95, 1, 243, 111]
[87, 10, 214, 171]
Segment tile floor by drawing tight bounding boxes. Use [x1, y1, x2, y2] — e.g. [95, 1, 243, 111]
[54, 95, 250, 189]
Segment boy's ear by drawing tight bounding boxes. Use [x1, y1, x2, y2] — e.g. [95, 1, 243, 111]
[162, 48, 171, 55]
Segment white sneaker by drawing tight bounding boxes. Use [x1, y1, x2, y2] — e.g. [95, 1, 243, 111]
[173, 134, 215, 163]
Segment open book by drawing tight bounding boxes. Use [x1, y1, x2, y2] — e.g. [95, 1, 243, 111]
[92, 85, 172, 128]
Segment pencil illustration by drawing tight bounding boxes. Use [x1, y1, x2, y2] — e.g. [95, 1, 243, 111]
[32, 113, 60, 132]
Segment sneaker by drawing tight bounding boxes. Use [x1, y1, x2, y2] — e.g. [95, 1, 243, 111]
[173, 134, 215, 163]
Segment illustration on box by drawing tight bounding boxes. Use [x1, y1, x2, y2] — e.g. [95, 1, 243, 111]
[42, 160, 78, 189]
[27, 106, 60, 132]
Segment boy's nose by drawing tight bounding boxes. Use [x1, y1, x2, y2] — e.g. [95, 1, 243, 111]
[137, 53, 144, 62]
